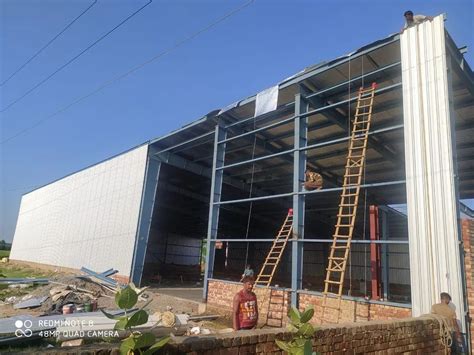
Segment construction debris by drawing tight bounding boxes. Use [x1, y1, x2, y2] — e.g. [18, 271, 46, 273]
[80, 267, 118, 287]
[13, 296, 48, 309]
[0, 277, 49, 285]
[61, 339, 84, 347]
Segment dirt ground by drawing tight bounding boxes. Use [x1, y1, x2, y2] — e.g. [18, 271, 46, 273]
[0, 262, 232, 330]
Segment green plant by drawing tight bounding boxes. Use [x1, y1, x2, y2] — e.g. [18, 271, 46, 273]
[101, 284, 170, 355]
[275, 305, 318, 355]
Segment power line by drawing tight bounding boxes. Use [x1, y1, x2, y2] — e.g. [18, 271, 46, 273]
[1, 0, 255, 145]
[0, 0, 153, 113]
[0, 0, 98, 87]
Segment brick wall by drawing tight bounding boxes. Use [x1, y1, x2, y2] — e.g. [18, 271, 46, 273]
[207, 280, 290, 326]
[207, 279, 410, 326]
[164, 317, 447, 354]
[299, 293, 411, 324]
[462, 218, 474, 350]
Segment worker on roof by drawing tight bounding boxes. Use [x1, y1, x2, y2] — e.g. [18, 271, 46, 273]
[431, 292, 466, 354]
[304, 169, 323, 191]
[233, 276, 258, 330]
[400, 10, 434, 33]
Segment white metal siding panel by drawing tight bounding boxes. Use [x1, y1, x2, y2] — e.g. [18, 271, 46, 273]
[401, 15, 465, 328]
[10, 145, 149, 277]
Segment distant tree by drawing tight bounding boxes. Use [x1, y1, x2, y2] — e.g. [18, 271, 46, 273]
[0, 240, 5, 250]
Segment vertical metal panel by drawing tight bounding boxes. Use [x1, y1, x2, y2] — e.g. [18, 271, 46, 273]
[203, 124, 227, 301]
[10, 145, 149, 277]
[292, 93, 307, 306]
[130, 148, 161, 286]
[401, 15, 465, 330]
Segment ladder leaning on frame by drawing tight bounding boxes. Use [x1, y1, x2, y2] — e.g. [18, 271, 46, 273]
[253, 209, 293, 326]
[321, 83, 377, 324]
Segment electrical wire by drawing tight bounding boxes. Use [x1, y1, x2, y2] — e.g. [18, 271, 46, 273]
[0, 0, 98, 87]
[1, 0, 255, 145]
[0, 0, 153, 113]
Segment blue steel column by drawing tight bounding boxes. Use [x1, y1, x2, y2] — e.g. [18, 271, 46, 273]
[380, 209, 389, 299]
[291, 93, 308, 306]
[203, 124, 227, 301]
[130, 147, 161, 286]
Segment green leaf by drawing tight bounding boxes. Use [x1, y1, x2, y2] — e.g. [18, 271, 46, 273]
[142, 336, 170, 355]
[100, 309, 125, 320]
[287, 323, 298, 332]
[120, 335, 137, 355]
[297, 323, 315, 337]
[134, 332, 156, 349]
[288, 306, 301, 324]
[303, 340, 313, 355]
[126, 310, 149, 328]
[294, 338, 307, 347]
[300, 306, 314, 323]
[114, 317, 129, 330]
[288, 344, 304, 355]
[116, 286, 138, 309]
[275, 339, 291, 352]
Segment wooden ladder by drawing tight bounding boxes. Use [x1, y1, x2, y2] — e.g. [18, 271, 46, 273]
[255, 208, 293, 287]
[321, 83, 377, 323]
[254, 209, 293, 327]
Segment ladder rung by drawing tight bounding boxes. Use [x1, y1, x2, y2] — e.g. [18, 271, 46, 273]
[357, 104, 372, 109]
[333, 235, 351, 238]
[325, 280, 342, 285]
[329, 256, 345, 261]
[338, 213, 354, 217]
[344, 173, 361, 178]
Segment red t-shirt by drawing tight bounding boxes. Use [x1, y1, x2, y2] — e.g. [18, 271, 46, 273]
[237, 289, 258, 329]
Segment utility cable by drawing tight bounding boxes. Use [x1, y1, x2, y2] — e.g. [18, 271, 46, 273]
[0, 0, 153, 113]
[1, 0, 255, 145]
[0, 0, 98, 87]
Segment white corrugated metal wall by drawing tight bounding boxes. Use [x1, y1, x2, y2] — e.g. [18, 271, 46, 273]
[401, 15, 465, 330]
[10, 145, 149, 276]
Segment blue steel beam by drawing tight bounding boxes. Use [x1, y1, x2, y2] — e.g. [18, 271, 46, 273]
[130, 147, 162, 286]
[215, 180, 406, 205]
[214, 238, 408, 244]
[219, 82, 401, 146]
[292, 93, 308, 306]
[203, 124, 227, 301]
[224, 37, 400, 129]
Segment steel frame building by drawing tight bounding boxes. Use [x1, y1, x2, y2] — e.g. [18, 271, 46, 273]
[10, 14, 473, 340]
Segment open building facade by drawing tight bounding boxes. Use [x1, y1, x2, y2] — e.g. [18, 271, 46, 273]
[10, 15, 474, 347]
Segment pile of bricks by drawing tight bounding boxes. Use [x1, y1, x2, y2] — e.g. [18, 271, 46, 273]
[163, 316, 447, 354]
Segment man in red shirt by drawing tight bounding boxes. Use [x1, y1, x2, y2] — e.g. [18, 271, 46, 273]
[233, 276, 258, 330]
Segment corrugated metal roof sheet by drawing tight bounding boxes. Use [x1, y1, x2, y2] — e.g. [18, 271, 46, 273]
[401, 15, 466, 330]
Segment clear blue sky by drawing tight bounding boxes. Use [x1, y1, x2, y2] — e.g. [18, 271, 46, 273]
[1, 0, 473, 242]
